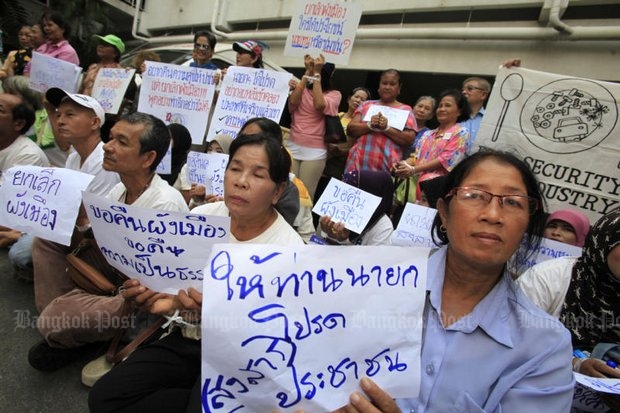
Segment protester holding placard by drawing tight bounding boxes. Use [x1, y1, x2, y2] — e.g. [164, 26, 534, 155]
[0, 92, 48, 277]
[189, 31, 218, 70]
[318, 170, 394, 246]
[393, 89, 470, 205]
[23, 10, 79, 76]
[287, 54, 341, 200]
[339, 150, 573, 412]
[345, 69, 416, 174]
[89, 131, 304, 413]
[517, 207, 619, 411]
[29, 112, 188, 374]
[79, 34, 125, 96]
[185, 133, 233, 207]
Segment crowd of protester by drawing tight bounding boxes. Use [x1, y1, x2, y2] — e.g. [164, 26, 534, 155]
[0, 8, 618, 413]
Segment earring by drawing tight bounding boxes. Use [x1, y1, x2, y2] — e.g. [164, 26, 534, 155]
[440, 224, 447, 233]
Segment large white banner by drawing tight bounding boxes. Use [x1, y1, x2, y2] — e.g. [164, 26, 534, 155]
[201, 244, 429, 412]
[476, 67, 620, 223]
[284, 0, 363, 65]
[207, 66, 291, 141]
[28, 52, 82, 93]
[0, 166, 93, 245]
[83, 192, 230, 294]
[138, 61, 217, 145]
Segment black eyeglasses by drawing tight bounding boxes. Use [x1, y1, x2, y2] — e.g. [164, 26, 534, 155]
[447, 187, 539, 215]
[462, 85, 485, 92]
[194, 43, 210, 51]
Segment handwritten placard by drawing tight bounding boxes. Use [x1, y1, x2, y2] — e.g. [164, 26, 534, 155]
[0, 166, 94, 245]
[28, 52, 82, 93]
[208, 66, 291, 141]
[575, 372, 620, 395]
[363, 105, 410, 131]
[155, 142, 172, 175]
[312, 177, 381, 234]
[512, 236, 583, 276]
[185, 151, 229, 196]
[91, 67, 136, 114]
[284, 0, 363, 65]
[391, 203, 437, 247]
[83, 192, 230, 293]
[138, 61, 217, 145]
[201, 244, 429, 411]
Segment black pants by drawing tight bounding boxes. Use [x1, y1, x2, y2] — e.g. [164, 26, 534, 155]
[89, 329, 201, 413]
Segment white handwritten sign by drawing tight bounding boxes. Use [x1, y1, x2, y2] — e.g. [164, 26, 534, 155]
[511, 236, 583, 276]
[155, 142, 172, 175]
[208, 66, 291, 142]
[284, 0, 363, 65]
[185, 151, 229, 196]
[575, 372, 620, 395]
[138, 61, 217, 145]
[201, 244, 429, 411]
[391, 203, 437, 247]
[0, 166, 93, 245]
[83, 192, 230, 293]
[363, 105, 410, 131]
[28, 52, 82, 93]
[476, 67, 620, 223]
[312, 177, 381, 234]
[92, 67, 136, 114]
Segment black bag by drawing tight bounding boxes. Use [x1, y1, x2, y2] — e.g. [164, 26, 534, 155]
[324, 115, 347, 144]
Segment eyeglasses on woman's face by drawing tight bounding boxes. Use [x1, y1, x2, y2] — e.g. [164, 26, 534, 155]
[447, 187, 539, 215]
[194, 43, 210, 51]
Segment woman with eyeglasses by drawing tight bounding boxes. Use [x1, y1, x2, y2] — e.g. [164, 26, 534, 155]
[189, 30, 218, 70]
[334, 149, 573, 413]
[392, 89, 470, 205]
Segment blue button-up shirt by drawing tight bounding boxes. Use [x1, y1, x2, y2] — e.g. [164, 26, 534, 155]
[397, 246, 574, 413]
[461, 108, 485, 154]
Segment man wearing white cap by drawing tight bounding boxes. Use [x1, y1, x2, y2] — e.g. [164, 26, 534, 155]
[32, 88, 120, 314]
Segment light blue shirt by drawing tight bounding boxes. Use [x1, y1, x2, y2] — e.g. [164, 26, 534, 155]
[397, 246, 574, 413]
[461, 107, 485, 154]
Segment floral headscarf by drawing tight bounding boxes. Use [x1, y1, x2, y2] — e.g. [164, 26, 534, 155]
[560, 207, 620, 349]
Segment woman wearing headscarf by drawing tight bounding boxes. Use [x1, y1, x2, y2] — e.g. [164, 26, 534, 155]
[543, 208, 591, 247]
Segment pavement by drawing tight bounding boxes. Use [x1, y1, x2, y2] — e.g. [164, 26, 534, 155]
[0, 249, 90, 413]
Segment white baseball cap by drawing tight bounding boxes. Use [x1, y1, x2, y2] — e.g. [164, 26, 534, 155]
[45, 88, 106, 126]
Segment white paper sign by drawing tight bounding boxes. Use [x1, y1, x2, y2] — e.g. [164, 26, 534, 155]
[475, 67, 620, 223]
[92, 67, 136, 114]
[208, 66, 291, 141]
[155, 142, 172, 175]
[363, 105, 410, 131]
[138, 61, 217, 145]
[511, 236, 583, 276]
[312, 177, 382, 234]
[28, 52, 82, 93]
[0, 166, 94, 245]
[83, 192, 230, 293]
[575, 372, 620, 395]
[284, 0, 363, 65]
[391, 203, 437, 247]
[201, 244, 429, 412]
[185, 151, 229, 196]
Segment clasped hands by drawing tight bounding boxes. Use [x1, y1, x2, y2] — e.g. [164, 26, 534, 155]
[391, 160, 416, 179]
[319, 216, 350, 242]
[368, 112, 389, 132]
[119, 279, 202, 323]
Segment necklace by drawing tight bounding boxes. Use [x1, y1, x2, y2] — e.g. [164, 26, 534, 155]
[122, 173, 155, 204]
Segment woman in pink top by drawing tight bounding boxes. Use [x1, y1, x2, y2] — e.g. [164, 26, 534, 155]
[24, 10, 79, 76]
[287, 54, 341, 200]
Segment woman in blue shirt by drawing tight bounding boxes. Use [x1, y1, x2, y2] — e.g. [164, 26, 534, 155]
[337, 149, 574, 412]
